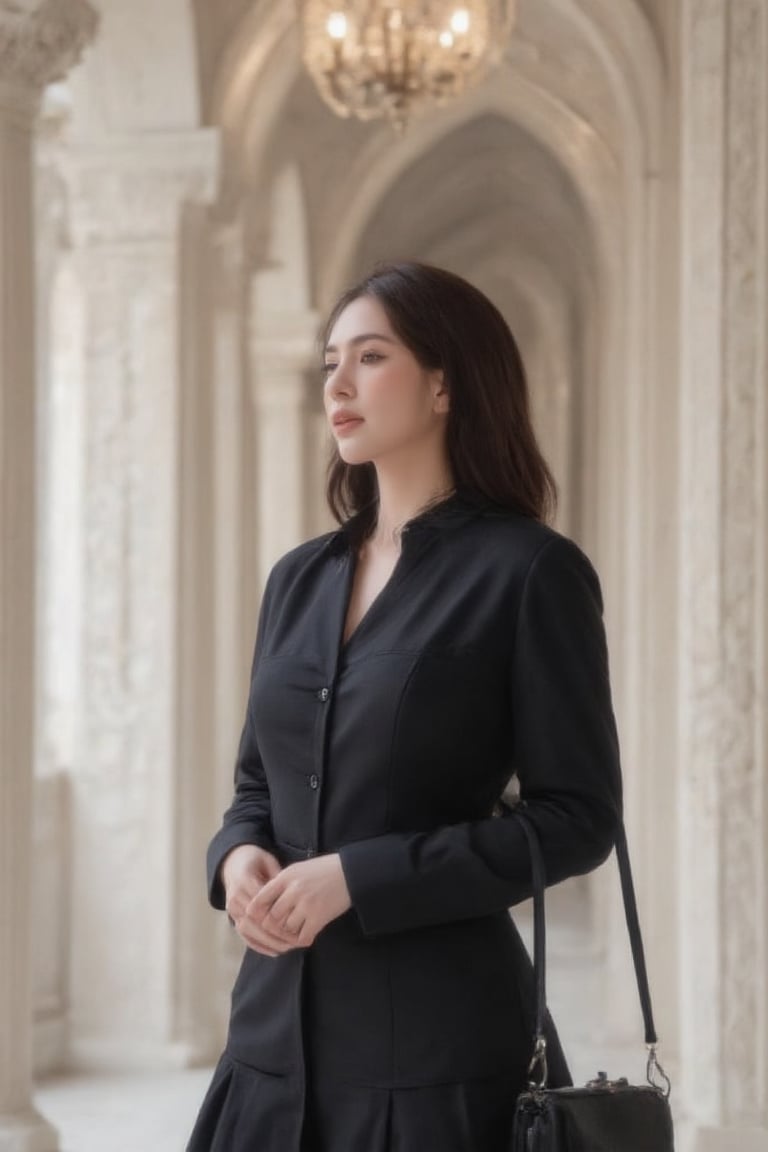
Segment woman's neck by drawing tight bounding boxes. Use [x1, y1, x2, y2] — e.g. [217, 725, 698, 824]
[370, 465, 456, 548]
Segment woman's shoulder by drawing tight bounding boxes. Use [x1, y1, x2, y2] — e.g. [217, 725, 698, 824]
[458, 510, 603, 617]
[468, 506, 596, 573]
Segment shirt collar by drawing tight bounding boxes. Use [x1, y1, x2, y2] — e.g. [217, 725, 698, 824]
[326, 489, 495, 557]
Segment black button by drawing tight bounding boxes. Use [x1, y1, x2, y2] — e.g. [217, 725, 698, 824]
[309, 774, 319, 790]
[305, 847, 316, 858]
[317, 687, 330, 702]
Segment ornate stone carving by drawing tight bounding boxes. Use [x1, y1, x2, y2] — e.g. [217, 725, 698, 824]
[67, 133, 219, 246]
[0, 0, 99, 92]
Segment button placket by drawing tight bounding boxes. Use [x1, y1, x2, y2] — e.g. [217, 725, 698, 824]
[307, 684, 332, 858]
[308, 546, 355, 861]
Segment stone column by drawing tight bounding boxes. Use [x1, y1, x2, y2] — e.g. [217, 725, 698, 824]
[211, 222, 250, 787]
[208, 223, 254, 1031]
[0, 2, 97, 1145]
[0, 2, 97, 1142]
[62, 130, 218, 1069]
[679, 2, 768, 1148]
[248, 299, 321, 588]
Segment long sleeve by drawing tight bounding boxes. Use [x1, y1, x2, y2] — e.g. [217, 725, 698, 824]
[338, 534, 623, 936]
[206, 573, 277, 909]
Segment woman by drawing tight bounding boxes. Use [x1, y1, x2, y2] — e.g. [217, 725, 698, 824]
[187, 262, 623, 1151]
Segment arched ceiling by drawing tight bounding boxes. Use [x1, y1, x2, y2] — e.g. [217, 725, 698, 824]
[196, 0, 662, 322]
[348, 113, 594, 291]
[202, 0, 663, 190]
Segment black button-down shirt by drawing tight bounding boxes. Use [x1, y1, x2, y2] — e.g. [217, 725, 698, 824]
[206, 492, 621, 1095]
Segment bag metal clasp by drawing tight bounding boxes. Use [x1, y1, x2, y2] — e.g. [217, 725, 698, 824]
[526, 1034, 548, 1091]
[646, 1045, 672, 1098]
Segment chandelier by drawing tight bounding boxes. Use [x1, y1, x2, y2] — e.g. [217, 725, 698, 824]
[298, 0, 515, 126]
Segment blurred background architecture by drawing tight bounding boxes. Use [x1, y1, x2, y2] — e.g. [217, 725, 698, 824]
[0, 1, 766, 1150]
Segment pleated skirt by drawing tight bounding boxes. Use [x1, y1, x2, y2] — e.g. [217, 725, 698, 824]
[186, 1050, 522, 1152]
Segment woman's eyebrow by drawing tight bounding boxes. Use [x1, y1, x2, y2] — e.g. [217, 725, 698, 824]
[324, 333, 398, 354]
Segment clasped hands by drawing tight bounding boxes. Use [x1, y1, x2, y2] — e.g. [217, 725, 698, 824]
[222, 844, 352, 958]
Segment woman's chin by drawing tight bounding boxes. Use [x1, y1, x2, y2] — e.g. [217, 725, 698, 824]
[336, 444, 374, 466]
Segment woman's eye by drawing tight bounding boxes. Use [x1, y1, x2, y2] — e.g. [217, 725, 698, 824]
[322, 351, 383, 379]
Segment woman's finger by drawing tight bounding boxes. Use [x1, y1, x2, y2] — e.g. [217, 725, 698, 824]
[295, 922, 317, 948]
[225, 874, 262, 920]
[236, 919, 291, 956]
[259, 891, 295, 928]
[246, 886, 300, 941]
[226, 893, 251, 921]
[250, 873, 285, 910]
[241, 899, 297, 944]
[234, 920, 276, 954]
[282, 916, 305, 937]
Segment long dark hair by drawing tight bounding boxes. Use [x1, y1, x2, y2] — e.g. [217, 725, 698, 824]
[322, 262, 557, 536]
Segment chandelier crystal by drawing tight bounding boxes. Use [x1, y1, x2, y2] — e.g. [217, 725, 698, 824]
[298, 0, 515, 126]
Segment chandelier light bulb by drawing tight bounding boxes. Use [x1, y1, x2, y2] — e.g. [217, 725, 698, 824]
[299, 0, 516, 126]
[450, 8, 471, 34]
[326, 11, 347, 39]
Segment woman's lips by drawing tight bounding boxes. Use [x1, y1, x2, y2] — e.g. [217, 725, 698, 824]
[333, 417, 364, 435]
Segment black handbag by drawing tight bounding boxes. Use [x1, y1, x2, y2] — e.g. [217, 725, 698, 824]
[511, 808, 675, 1151]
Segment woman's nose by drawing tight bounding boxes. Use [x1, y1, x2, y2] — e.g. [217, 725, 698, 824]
[326, 360, 355, 398]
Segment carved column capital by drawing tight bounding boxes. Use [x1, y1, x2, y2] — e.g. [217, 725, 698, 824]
[67, 132, 220, 247]
[0, 0, 98, 95]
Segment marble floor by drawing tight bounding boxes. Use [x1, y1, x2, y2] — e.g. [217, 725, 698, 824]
[36, 1068, 213, 1152]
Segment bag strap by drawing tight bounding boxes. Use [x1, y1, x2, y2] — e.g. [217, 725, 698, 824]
[514, 806, 671, 1096]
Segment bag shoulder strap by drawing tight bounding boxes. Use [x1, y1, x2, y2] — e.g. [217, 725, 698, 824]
[514, 806, 670, 1095]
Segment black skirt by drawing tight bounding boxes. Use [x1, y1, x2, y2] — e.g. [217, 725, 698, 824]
[187, 1050, 528, 1152]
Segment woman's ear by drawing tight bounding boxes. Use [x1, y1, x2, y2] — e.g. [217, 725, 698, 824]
[432, 370, 450, 414]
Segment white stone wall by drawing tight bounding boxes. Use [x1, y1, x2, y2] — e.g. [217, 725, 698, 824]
[678, 1, 768, 1145]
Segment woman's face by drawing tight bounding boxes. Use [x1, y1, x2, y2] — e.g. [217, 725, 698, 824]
[323, 295, 448, 467]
